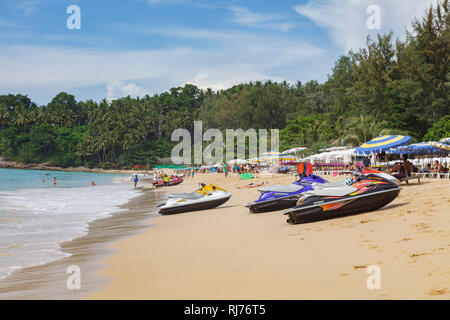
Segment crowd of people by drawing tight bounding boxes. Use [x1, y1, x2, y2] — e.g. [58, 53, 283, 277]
[173, 164, 264, 179]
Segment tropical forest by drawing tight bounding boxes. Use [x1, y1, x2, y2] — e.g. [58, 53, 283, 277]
[0, 0, 449, 168]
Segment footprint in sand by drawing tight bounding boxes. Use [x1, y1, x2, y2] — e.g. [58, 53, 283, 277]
[409, 252, 430, 260]
[429, 288, 447, 296]
[412, 223, 430, 231]
[339, 273, 349, 277]
[352, 265, 367, 270]
[397, 238, 412, 242]
[360, 219, 374, 224]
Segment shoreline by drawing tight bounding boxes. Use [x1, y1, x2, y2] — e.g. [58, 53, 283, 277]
[0, 186, 163, 299]
[88, 173, 450, 300]
[0, 159, 153, 174]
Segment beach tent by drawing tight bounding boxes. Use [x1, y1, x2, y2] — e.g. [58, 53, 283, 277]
[355, 135, 411, 155]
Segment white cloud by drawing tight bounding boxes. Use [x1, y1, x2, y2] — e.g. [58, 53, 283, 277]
[295, 0, 438, 52]
[0, 32, 327, 103]
[106, 81, 150, 101]
[230, 6, 293, 32]
[0, 19, 19, 28]
[16, 0, 40, 16]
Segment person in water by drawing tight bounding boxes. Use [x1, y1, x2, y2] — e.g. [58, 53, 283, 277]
[91, 181, 96, 186]
[53, 177, 57, 186]
[133, 175, 139, 189]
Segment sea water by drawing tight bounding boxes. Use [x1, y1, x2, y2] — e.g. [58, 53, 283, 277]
[0, 168, 142, 280]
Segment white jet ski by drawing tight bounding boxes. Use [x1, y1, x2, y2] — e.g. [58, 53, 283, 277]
[157, 183, 232, 215]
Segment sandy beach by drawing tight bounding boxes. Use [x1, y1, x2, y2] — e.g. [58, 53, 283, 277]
[87, 173, 450, 300]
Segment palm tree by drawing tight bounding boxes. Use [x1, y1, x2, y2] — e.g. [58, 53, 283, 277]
[0, 103, 10, 129]
[344, 114, 386, 146]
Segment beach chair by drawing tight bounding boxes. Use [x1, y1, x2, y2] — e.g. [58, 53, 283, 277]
[398, 174, 421, 185]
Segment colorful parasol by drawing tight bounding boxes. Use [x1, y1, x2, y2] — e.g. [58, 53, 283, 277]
[281, 147, 307, 155]
[260, 151, 281, 157]
[355, 135, 411, 155]
[428, 141, 450, 151]
[387, 142, 442, 155]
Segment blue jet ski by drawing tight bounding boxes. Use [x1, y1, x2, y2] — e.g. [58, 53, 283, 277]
[246, 174, 328, 213]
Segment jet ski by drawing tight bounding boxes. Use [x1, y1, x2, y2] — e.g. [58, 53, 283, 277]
[153, 175, 184, 188]
[285, 173, 401, 224]
[157, 183, 232, 215]
[246, 174, 328, 213]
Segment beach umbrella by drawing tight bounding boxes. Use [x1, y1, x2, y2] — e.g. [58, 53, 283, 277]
[260, 151, 281, 157]
[281, 147, 307, 155]
[388, 142, 441, 155]
[428, 141, 450, 151]
[228, 158, 247, 164]
[355, 135, 411, 155]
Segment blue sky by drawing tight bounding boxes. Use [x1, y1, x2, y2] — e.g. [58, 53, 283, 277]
[0, 0, 437, 105]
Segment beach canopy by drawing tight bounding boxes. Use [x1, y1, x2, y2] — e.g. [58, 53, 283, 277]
[281, 147, 307, 155]
[355, 135, 411, 155]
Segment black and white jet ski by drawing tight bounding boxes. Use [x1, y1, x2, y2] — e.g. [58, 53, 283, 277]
[157, 183, 232, 215]
[285, 173, 401, 224]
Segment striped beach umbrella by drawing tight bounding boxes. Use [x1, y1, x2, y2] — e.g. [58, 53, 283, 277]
[439, 137, 450, 144]
[260, 151, 281, 157]
[355, 135, 411, 155]
[281, 147, 307, 155]
[429, 141, 450, 151]
[388, 142, 442, 155]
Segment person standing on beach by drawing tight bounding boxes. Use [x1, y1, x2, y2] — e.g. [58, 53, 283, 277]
[133, 175, 139, 189]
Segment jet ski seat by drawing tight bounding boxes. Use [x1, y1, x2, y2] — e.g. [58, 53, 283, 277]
[167, 192, 205, 199]
[307, 182, 358, 197]
[258, 184, 304, 193]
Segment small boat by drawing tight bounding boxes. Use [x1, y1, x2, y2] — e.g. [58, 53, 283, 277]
[157, 183, 232, 215]
[246, 174, 328, 213]
[285, 173, 401, 224]
[153, 175, 184, 188]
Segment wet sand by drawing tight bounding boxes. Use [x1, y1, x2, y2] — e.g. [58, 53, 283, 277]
[88, 173, 450, 300]
[0, 187, 164, 300]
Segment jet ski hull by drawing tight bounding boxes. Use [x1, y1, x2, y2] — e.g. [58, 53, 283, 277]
[247, 175, 327, 213]
[158, 194, 231, 215]
[247, 196, 300, 213]
[286, 188, 400, 224]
